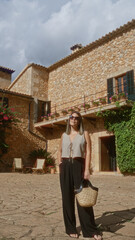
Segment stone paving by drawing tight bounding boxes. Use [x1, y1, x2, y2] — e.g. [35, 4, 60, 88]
[0, 173, 135, 240]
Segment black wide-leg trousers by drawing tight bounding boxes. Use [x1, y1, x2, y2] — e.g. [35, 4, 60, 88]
[60, 158, 100, 237]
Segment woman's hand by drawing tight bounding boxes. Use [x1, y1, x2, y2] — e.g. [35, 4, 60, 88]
[84, 169, 90, 180]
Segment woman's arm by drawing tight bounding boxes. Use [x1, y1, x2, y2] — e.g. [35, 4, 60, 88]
[57, 134, 63, 165]
[84, 131, 91, 180]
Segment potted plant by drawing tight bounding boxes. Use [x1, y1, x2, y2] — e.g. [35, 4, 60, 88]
[48, 165, 56, 174]
[29, 148, 55, 173]
[61, 109, 68, 116]
[50, 113, 55, 119]
[81, 103, 90, 110]
[92, 100, 100, 107]
[54, 112, 60, 118]
[109, 95, 117, 102]
[41, 115, 48, 121]
[99, 97, 106, 105]
[41, 116, 44, 121]
[118, 92, 127, 100]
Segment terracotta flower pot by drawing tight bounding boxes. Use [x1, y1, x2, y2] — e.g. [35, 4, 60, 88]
[92, 102, 99, 107]
[51, 168, 55, 174]
[62, 112, 67, 116]
[61, 110, 68, 116]
[111, 99, 117, 103]
[43, 117, 48, 121]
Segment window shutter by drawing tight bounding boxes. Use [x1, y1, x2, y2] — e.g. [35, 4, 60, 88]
[126, 70, 135, 100]
[3, 97, 8, 107]
[0, 97, 8, 107]
[47, 101, 51, 115]
[41, 102, 44, 116]
[34, 98, 38, 123]
[41, 101, 51, 116]
[107, 78, 114, 103]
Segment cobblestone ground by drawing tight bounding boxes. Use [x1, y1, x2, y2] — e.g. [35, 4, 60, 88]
[0, 173, 134, 240]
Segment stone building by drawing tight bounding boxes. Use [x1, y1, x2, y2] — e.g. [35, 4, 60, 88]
[0, 66, 15, 89]
[0, 67, 47, 171]
[1, 19, 135, 173]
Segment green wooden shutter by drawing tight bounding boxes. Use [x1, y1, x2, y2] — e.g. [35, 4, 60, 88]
[126, 70, 135, 101]
[107, 78, 114, 103]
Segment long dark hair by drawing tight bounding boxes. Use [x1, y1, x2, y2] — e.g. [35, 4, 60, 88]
[66, 111, 84, 135]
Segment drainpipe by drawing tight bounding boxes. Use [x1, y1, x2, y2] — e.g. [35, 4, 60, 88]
[28, 100, 48, 150]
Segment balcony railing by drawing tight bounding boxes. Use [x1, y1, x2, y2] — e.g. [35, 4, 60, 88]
[49, 89, 108, 118]
[34, 85, 134, 128]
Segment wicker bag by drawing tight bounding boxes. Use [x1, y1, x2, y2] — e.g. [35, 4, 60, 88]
[74, 179, 98, 207]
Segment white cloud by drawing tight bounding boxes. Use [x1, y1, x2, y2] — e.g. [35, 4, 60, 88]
[0, 0, 135, 81]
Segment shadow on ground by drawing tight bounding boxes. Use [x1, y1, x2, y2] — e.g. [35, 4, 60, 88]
[95, 208, 135, 232]
[76, 208, 135, 236]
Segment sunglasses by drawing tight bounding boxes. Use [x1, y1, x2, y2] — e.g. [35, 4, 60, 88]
[69, 115, 80, 120]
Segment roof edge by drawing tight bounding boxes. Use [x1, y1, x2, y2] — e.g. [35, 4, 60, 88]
[0, 66, 15, 74]
[8, 64, 33, 90]
[8, 63, 48, 90]
[48, 19, 135, 72]
[7, 19, 135, 86]
[0, 88, 33, 99]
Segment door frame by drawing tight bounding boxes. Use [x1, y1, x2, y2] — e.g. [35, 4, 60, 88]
[99, 135, 116, 172]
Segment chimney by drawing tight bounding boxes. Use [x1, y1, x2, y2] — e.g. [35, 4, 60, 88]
[70, 44, 83, 53]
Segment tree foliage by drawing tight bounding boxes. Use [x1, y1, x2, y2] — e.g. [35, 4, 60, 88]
[0, 103, 19, 158]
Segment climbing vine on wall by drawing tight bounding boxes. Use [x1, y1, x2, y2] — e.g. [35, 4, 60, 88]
[97, 102, 135, 173]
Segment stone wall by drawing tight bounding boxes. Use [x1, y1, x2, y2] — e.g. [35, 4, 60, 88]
[31, 65, 48, 100]
[8, 64, 49, 100]
[0, 71, 11, 89]
[0, 93, 46, 171]
[9, 66, 32, 95]
[48, 28, 135, 114]
[45, 25, 135, 172]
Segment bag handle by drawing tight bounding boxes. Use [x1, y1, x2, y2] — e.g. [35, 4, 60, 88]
[74, 179, 98, 194]
[83, 179, 98, 191]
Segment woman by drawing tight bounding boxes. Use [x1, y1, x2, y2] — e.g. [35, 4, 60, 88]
[58, 111, 102, 240]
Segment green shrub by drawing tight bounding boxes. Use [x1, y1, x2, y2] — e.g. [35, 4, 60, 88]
[97, 102, 135, 173]
[29, 148, 55, 167]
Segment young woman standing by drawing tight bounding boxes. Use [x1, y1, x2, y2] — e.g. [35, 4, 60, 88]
[58, 111, 102, 239]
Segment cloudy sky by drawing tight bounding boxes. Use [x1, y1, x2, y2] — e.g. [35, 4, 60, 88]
[0, 0, 135, 81]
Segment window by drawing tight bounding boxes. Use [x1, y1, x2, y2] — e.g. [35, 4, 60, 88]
[0, 97, 9, 107]
[107, 70, 135, 102]
[37, 100, 51, 121]
[116, 74, 128, 94]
